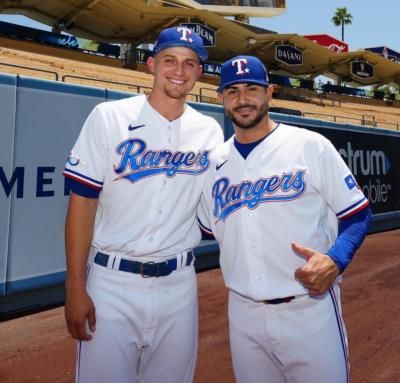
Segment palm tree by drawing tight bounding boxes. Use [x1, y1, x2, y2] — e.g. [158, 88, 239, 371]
[331, 7, 353, 41]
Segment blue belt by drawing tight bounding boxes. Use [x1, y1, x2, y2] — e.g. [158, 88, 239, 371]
[264, 296, 295, 304]
[94, 251, 194, 278]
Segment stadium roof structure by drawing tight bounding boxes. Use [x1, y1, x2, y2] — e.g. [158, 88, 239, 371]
[1, 0, 400, 86]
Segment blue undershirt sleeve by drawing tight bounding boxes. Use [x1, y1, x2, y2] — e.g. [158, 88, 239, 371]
[327, 206, 372, 273]
[65, 177, 100, 199]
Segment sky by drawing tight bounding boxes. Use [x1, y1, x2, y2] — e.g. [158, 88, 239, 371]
[252, 0, 400, 52]
[0, 0, 398, 52]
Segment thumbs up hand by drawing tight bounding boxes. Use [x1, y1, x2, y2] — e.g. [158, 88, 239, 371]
[292, 242, 340, 296]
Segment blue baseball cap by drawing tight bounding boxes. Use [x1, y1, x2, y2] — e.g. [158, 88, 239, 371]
[152, 27, 208, 63]
[218, 56, 269, 92]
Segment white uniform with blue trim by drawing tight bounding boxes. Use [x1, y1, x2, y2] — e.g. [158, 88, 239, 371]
[65, 94, 223, 258]
[198, 123, 368, 383]
[64, 94, 223, 383]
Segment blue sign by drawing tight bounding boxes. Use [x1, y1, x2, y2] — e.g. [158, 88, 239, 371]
[275, 45, 303, 65]
[181, 23, 216, 47]
[364, 46, 400, 64]
[47, 34, 79, 48]
[0, 20, 120, 58]
[203, 62, 222, 75]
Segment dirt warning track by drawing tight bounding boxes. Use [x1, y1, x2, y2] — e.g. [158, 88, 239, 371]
[0, 230, 399, 383]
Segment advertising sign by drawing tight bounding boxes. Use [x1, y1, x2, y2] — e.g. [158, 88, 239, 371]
[203, 62, 222, 75]
[0, 20, 120, 57]
[181, 23, 216, 47]
[364, 46, 400, 64]
[300, 126, 400, 215]
[275, 44, 303, 65]
[304, 34, 348, 53]
[351, 61, 374, 80]
[337, 136, 398, 213]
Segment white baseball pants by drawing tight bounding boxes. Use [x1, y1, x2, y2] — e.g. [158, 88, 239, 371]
[76, 254, 198, 383]
[228, 286, 349, 383]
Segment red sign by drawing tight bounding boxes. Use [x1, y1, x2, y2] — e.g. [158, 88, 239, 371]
[304, 34, 348, 53]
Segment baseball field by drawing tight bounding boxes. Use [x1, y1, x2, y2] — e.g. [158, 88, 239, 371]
[0, 229, 399, 383]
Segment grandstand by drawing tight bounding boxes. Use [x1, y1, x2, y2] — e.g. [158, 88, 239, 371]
[273, 87, 400, 130]
[0, 40, 219, 102]
[1, 33, 399, 131]
[0, 0, 400, 131]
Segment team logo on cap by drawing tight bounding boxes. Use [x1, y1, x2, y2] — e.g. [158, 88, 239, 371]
[177, 27, 194, 43]
[232, 58, 250, 75]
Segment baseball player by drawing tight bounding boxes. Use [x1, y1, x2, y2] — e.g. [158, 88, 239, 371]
[198, 56, 372, 383]
[63, 27, 223, 383]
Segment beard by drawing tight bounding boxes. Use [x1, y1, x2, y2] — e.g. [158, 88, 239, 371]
[226, 103, 269, 130]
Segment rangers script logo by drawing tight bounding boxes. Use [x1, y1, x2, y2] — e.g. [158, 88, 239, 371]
[212, 170, 307, 221]
[113, 138, 209, 183]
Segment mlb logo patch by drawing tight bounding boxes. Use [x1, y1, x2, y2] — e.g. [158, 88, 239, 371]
[67, 151, 80, 166]
[344, 174, 357, 190]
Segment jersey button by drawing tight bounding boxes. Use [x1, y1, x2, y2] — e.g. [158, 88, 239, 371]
[158, 210, 163, 215]
[256, 275, 261, 280]
[149, 236, 154, 242]
[251, 243, 256, 248]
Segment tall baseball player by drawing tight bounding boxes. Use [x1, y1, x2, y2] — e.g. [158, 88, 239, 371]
[63, 27, 223, 383]
[198, 56, 372, 383]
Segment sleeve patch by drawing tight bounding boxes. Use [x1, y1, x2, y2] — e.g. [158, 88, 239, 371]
[344, 174, 358, 190]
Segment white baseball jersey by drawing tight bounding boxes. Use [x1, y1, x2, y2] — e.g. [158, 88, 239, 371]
[64, 95, 223, 259]
[198, 123, 369, 301]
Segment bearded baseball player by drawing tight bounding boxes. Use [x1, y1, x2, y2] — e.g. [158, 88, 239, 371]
[63, 27, 223, 383]
[198, 55, 372, 383]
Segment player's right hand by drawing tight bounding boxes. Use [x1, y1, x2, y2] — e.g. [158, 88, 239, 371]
[64, 288, 96, 341]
